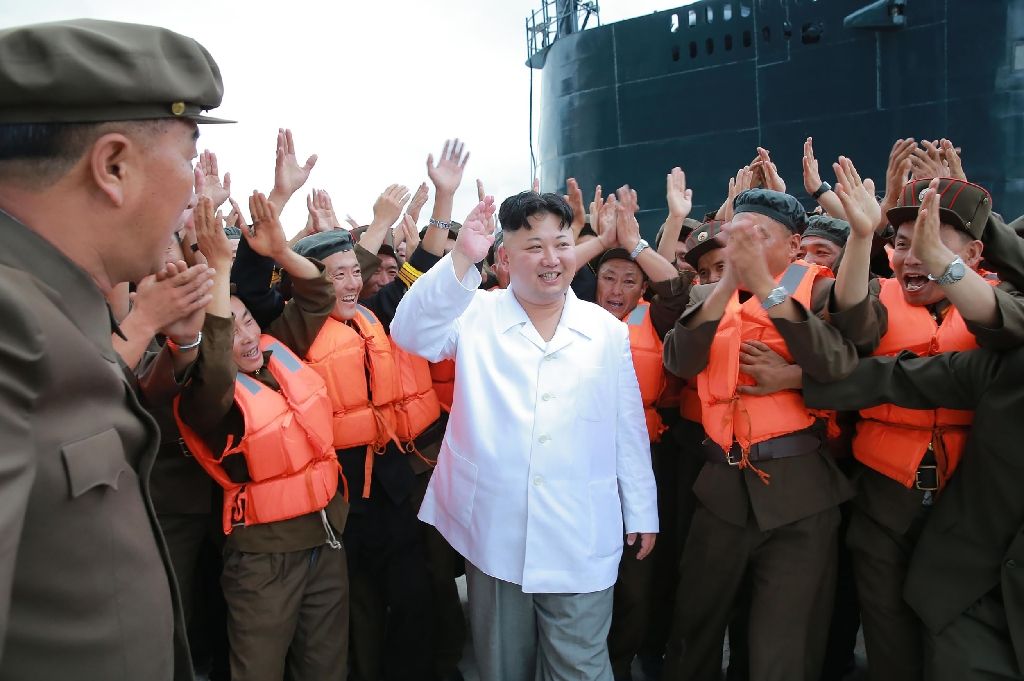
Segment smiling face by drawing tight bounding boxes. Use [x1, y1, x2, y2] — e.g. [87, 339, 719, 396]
[798, 235, 843, 270]
[362, 253, 398, 298]
[892, 221, 981, 306]
[230, 295, 264, 373]
[697, 247, 727, 285]
[499, 211, 576, 306]
[596, 258, 647, 320]
[322, 249, 362, 320]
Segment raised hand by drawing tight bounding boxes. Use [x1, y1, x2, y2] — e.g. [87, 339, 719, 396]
[194, 196, 234, 269]
[802, 137, 824, 195]
[940, 139, 967, 181]
[910, 178, 956, 276]
[307, 189, 340, 233]
[588, 185, 604, 231]
[910, 140, 949, 180]
[615, 185, 643, 252]
[372, 184, 411, 229]
[344, 214, 361, 231]
[427, 139, 469, 196]
[198, 149, 231, 209]
[408, 181, 430, 224]
[533, 177, 541, 193]
[245, 191, 289, 258]
[225, 197, 246, 229]
[757, 147, 786, 192]
[724, 217, 774, 296]
[454, 197, 497, 264]
[564, 177, 587, 238]
[595, 194, 620, 250]
[273, 128, 318, 199]
[397, 214, 421, 254]
[832, 156, 880, 240]
[475, 179, 496, 233]
[666, 167, 693, 219]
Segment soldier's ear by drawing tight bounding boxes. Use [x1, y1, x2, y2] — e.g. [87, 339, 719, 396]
[962, 239, 984, 270]
[88, 132, 133, 207]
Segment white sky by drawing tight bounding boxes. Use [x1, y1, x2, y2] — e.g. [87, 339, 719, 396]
[5, 0, 698, 235]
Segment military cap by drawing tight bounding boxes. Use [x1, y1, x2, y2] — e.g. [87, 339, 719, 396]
[223, 226, 242, 240]
[654, 217, 701, 250]
[733, 189, 807, 233]
[292, 230, 354, 261]
[0, 19, 229, 124]
[683, 220, 727, 269]
[802, 215, 850, 248]
[886, 178, 992, 240]
[377, 244, 398, 260]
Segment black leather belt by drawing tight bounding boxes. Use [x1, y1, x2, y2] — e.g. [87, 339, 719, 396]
[702, 430, 823, 466]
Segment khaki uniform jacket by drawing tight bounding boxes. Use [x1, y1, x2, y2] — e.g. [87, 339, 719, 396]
[661, 279, 868, 530]
[0, 211, 190, 680]
[803, 348, 1024, 672]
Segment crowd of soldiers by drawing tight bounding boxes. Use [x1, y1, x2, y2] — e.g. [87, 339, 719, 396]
[2, 16, 1023, 681]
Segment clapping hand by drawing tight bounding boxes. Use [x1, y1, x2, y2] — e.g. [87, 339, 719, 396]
[756, 147, 786, 192]
[194, 196, 233, 269]
[832, 156, 880, 240]
[198, 149, 231, 209]
[564, 177, 587, 237]
[373, 184, 412, 229]
[910, 178, 956, 276]
[244, 191, 288, 258]
[408, 182, 430, 224]
[666, 167, 693, 220]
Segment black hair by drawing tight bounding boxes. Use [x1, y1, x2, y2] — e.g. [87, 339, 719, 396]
[497, 191, 573, 233]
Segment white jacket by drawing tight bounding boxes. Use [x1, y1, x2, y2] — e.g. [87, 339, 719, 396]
[391, 255, 658, 593]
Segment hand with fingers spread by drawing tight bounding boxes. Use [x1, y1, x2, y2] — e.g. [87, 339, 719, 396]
[408, 182, 430, 225]
[194, 196, 234, 270]
[564, 178, 587, 239]
[198, 149, 231, 209]
[910, 178, 957, 276]
[271, 128, 318, 204]
[427, 138, 470, 197]
[910, 139, 950, 180]
[832, 157, 880, 240]
[453, 197, 497, 273]
[941, 139, 967, 181]
[757, 147, 786, 192]
[372, 184, 411, 230]
[737, 340, 802, 395]
[666, 167, 693, 219]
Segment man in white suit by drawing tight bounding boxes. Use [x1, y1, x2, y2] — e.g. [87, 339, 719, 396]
[391, 190, 658, 681]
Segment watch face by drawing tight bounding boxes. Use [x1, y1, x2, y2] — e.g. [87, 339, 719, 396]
[949, 259, 967, 281]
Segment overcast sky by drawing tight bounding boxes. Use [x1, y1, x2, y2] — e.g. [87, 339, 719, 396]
[6, 0, 697, 235]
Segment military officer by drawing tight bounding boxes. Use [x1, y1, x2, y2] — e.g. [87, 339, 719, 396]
[0, 18, 228, 681]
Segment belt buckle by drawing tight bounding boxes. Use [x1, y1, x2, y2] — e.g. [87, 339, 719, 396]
[915, 464, 938, 491]
[726, 444, 743, 467]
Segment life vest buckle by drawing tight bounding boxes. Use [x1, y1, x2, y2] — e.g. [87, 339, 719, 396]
[915, 464, 939, 492]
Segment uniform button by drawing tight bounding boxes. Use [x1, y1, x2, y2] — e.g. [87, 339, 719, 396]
[533, 475, 543, 486]
[542, 393, 554, 401]
[1008, 559, 1018, 568]
[538, 434, 550, 444]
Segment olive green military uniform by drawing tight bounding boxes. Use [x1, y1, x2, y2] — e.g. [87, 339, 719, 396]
[177, 267, 351, 681]
[824, 179, 1024, 681]
[0, 18, 227, 681]
[660, 189, 879, 681]
[804, 347, 1024, 680]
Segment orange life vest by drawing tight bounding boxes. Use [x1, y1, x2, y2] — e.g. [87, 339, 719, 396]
[678, 382, 703, 424]
[174, 336, 342, 535]
[852, 276, 996, 489]
[697, 261, 829, 472]
[305, 306, 441, 497]
[624, 303, 669, 442]
[429, 359, 455, 413]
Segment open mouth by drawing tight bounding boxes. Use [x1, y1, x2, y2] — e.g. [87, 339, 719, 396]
[604, 300, 625, 312]
[241, 346, 260, 360]
[903, 274, 929, 293]
[539, 271, 561, 283]
[339, 294, 357, 304]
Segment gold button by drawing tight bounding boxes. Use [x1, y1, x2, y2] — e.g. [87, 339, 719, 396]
[170, 101, 186, 116]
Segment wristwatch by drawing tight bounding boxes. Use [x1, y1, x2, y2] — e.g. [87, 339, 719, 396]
[629, 239, 650, 260]
[761, 286, 789, 310]
[927, 255, 967, 286]
[812, 182, 832, 200]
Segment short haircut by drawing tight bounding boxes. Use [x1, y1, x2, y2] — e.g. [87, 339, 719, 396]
[498, 191, 573, 233]
[0, 120, 167, 188]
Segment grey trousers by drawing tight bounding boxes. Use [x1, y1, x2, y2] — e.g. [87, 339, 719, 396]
[466, 562, 614, 681]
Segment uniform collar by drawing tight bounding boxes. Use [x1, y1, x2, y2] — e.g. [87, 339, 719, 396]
[0, 209, 120, 361]
[497, 285, 599, 340]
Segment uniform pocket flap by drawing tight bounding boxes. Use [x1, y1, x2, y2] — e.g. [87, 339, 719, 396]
[62, 428, 128, 498]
